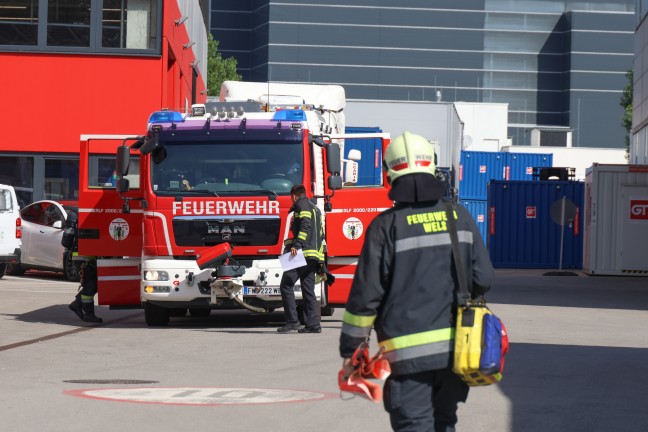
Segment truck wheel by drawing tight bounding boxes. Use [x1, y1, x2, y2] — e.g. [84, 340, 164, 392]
[0, 264, 6, 279]
[169, 308, 187, 317]
[296, 305, 305, 325]
[6, 263, 24, 276]
[144, 303, 170, 326]
[189, 308, 210, 318]
[63, 253, 81, 282]
[321, 306, 335, 317]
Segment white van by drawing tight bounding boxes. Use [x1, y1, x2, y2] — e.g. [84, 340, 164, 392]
[0, 185, 21, 278]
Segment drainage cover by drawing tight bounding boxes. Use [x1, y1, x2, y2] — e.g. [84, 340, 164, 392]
[64, 379, 159, 385]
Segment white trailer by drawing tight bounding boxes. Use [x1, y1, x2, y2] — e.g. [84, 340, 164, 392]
[583, 164, 648, 275]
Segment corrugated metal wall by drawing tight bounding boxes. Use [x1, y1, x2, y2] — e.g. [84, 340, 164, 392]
[460, 199, 488, 246]
[488, 180, 584, 269]
[459, 150, 553, 200]
[459, 151, 506, 200]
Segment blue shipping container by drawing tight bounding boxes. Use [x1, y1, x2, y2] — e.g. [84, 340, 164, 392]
[505, 152, 553, 181]
[487, 180, 584, 269]
[460, 199, 488, 247]
[345, 126, 383, 186]
[459, 150, 506, 200]
[460, 150, 554, 200]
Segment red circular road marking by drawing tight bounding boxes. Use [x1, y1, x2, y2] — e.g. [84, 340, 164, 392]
[64, 387, 337, 406]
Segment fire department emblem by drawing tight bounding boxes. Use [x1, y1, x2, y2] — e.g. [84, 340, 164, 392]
[343, 217, 363, 240]
[109, 218, 130, 241]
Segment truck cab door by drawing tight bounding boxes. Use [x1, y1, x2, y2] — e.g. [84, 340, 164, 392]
[78, 137, 144, 306]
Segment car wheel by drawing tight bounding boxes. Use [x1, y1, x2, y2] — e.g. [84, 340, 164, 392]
[64, 253, 81, 282]
[0, 264, 6, 279]
[6, 263, 25, 276]
[144, 302, 170, 327]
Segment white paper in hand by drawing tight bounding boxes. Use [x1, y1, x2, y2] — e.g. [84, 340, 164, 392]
[279, 249, 307, 271]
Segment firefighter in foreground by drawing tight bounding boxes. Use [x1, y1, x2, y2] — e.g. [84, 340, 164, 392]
[277, 184, 325, 333]
[63, 210, 103, 324]
[339, 132, 494, 432]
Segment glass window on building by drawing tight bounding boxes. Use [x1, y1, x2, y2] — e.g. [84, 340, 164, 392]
[0, 155, 34, 208]
[102, 0, 158, 49]
[45, 158, 79, 203]
[47, 0, 91, 47]
[0, 0, 39, 46]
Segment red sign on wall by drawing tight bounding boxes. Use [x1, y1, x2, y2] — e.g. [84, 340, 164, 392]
[526, 206, 536, 219]
[630, 199, 648, 220]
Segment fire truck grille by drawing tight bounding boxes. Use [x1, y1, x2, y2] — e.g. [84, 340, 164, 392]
[172, 217, 281, 247]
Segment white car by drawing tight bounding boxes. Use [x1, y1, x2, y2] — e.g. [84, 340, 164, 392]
[6, 200, 81, 281]
[0, 184, 22, 279]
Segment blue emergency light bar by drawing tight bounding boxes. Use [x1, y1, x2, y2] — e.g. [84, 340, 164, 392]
[148, 111, 184, 124]
[272, 109, 307, 121]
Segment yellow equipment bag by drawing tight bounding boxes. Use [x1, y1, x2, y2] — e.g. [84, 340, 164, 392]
[453, 304, 503, 386]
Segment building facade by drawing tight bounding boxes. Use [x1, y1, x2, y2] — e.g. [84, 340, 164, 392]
[0, 0, 208, 206]
[211, 0, 634, 149]
[632, 0, 648, 164]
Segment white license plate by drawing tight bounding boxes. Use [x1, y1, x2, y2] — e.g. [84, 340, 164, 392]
[244, 287, 281, 295]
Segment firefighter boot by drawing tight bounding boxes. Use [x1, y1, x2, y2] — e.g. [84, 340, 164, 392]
[68, 293, 84, 321]
[81, 301, 103, 323]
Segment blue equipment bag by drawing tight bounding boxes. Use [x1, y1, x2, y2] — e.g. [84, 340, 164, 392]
[479, 314, 503, 375]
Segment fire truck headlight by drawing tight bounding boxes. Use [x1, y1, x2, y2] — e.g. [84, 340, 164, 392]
[144, 286, 171, 293]
[144, 270, 169, 281]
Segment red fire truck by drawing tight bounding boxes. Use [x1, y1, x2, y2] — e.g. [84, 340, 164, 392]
[77, 82, 392, 326]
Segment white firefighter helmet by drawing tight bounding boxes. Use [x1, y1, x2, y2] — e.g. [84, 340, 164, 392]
[383, 131, 436, 184]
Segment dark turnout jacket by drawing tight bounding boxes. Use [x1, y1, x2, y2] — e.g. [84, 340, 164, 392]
[286, 196, 324, 263]
[339, 178, 494, 376]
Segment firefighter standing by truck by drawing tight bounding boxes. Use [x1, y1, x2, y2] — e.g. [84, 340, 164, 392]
[62, 210, 103, 324]
[339, 132, 494, 432]
[277, 185, 325, 334]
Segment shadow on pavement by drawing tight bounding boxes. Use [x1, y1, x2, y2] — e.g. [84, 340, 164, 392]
[489, 271, 648, 311]
[498, 342, 648, 431]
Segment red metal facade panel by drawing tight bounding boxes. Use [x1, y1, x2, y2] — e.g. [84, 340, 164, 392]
[0, 0, 206, 155]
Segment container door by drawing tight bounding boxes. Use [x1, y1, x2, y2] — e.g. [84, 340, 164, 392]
[620, 186, 648, 271]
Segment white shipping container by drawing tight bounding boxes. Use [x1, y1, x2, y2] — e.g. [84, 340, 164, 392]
[583, 164, 648, 275]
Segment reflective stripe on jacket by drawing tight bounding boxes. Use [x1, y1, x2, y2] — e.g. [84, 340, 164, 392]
[340, 199, 494, 376]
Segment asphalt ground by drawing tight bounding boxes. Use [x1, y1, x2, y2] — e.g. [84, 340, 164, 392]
[1, 269, 647, 432]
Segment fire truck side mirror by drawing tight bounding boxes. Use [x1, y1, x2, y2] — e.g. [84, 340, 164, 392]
[326, 143, 342, 174]
[115, 146, 130, 177]
[139, 131, 159, 155]
[328, 175, 342, 190]
[116, 178, 130, 193]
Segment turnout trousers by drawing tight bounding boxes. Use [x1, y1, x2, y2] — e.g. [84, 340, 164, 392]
[383, 368, 469, 432]
[279, 258, 320, 328]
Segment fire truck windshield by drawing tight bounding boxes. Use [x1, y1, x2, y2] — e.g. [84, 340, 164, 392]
[151, 140, 303, 196]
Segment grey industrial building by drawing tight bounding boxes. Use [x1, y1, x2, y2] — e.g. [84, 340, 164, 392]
[211, 1, 634, 148]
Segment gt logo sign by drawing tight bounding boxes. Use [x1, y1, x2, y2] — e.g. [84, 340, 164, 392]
[630, 200, 648, 220]
[526, 206, 536, 219]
